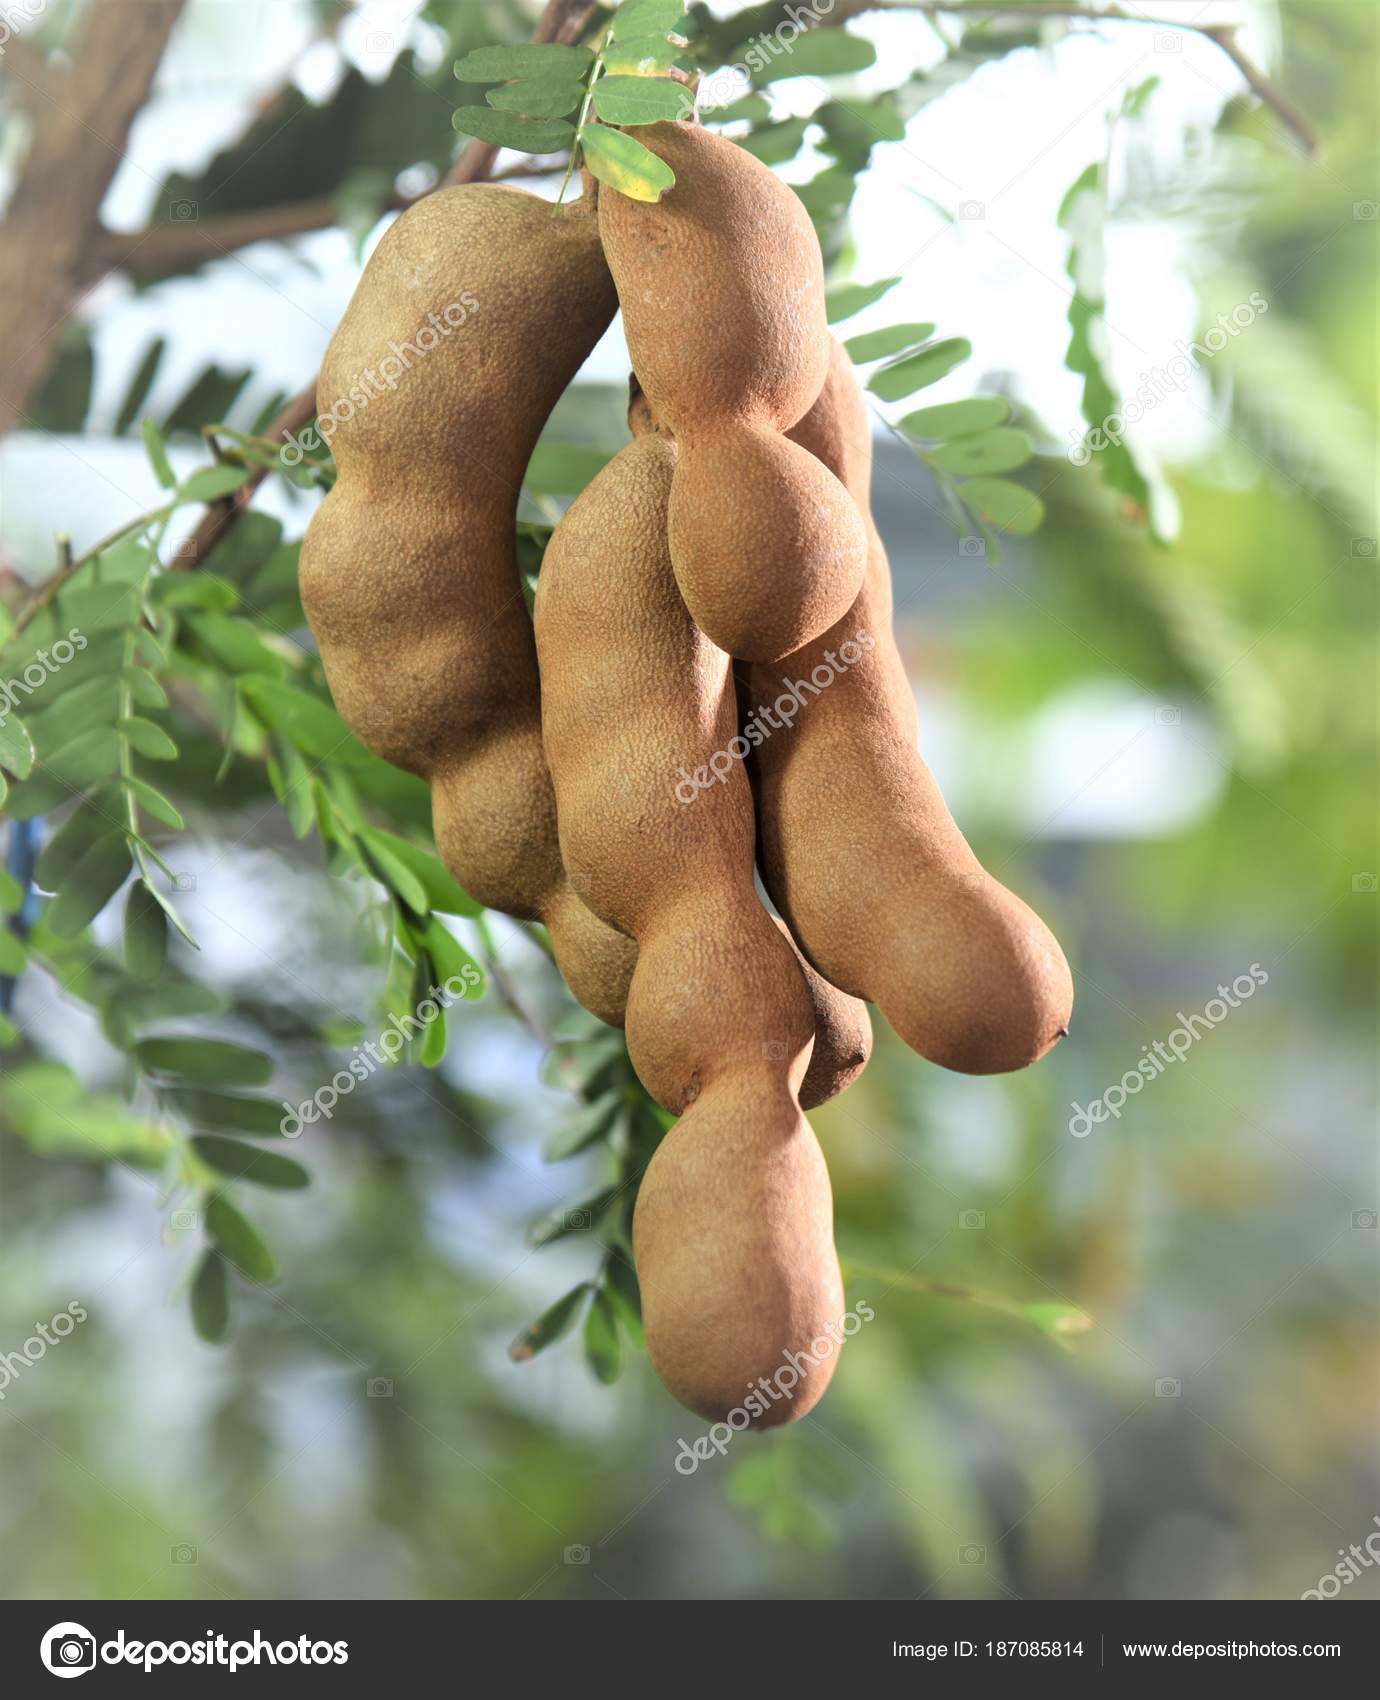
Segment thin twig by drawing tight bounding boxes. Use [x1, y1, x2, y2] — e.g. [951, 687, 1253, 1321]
[827, 2, 1322, 158]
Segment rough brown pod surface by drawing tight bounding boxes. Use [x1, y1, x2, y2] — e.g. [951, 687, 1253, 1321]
[598, 122, 866, 664]
[534, 422, 845, 1426]
[750, 341, 1075, 1073]
[297, 184, 636, 1023]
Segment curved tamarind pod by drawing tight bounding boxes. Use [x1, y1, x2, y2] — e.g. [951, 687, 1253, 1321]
[534, 426, 844, 1426]
[298, 184, 636, 1024]
[751, 341, 1074, 1074]
[775, 917, 872, 1106]
[598, 122, 865, 664]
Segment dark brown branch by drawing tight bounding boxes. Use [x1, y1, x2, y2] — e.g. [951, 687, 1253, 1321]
[0, 0, 187, 436]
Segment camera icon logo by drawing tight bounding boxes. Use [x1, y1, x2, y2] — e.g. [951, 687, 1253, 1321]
[1351, 1209, 1377, 1230]
[1154, 30, 1181, 51]
[958, 1543, 986, 1564]
[958, 1209, 985, 1230]
[1155, 1377, 1181, 1397]
[1353, 202, 1378, 221]
[958, 200, 986, 221]
[564, 1544, 591, 1565]
[365, 31, 393, 54]
[1351, 538, 1377, 557]
[1354, 873, 1377, 893]
[366, 1377, 393, 1397]
[564, 1208, 594, 1232]
[171, 1543, 197, 1564]
[173, 872, 197, 893]
[170, 1208, 197, 1233]
[1155, 705, 1181, 726]
[959, 536, 986, 559]
[170, 199, 198, 221]
[41, 1622, 97, 1678]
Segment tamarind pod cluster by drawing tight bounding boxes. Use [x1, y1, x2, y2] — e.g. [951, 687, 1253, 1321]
[534, 423, 844, 1426]
[751, 340, 1074, 1074]
[297, 185, 636, 1024]
[598, 122, 866, 665]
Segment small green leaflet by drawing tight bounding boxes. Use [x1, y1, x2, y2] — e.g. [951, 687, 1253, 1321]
[825, 277, 899, 323]
[45, 832, 131, 937]
[959, 476, 1045, 535]
[584, 1287, 622, 1384]
[1058, 159, 1179, 543]
[486, 79, 585, 118]
[178, 465, 250, 504]
[191, 1250, 230, 1342]
[142, 418, 175, 488]
[604, 34, 681, 76]
[0, 713, 35, 779]
[900, 396, 1010, 439]
[869, 338, 972, 401]
[124, 880, 168, 980]
[746, 28, 877, 85]
[508, 1282, 592, 1362]
[591, 75, 694, 126]
[136, 1036, 273, 1087]
[192, 1135, 309, 1190]
[844, 323, 936, 364]
[929, 428, 1034, 475]
[453, 43, 593, 82]
[615, 0, 687, 33]
[580, 123, 675, 202]
[206, 1194, 279, 1284]
[738, 118, 809, 166]
[451, 109, 574, 153]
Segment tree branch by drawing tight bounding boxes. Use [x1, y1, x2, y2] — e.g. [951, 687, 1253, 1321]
[0, 0, 187, 437]
[826, 2, 1323, 159]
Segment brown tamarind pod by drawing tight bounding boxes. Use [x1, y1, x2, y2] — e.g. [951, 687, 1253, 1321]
[534, 422, 844, 1426]
[298, 184, 636, 1024]
[773, 917, 872, 1106]
[598, 122, 866, 664]
[750, 340, 1074, 1074]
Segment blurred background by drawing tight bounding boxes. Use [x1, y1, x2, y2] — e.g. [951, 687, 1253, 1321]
[0, 0, 1376, 1600]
